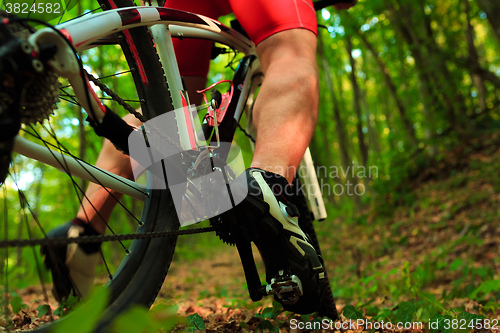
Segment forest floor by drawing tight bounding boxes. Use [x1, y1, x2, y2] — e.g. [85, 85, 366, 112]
[6, 132, 500, 332]
[159, 132, 500, 332]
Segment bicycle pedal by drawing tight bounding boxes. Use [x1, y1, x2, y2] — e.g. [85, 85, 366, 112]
[264, 270, 303, 305]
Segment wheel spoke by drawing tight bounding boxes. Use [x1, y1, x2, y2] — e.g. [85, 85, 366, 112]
[1, 3, 182, 329]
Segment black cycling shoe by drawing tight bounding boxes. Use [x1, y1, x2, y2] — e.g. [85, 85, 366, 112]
[223, 168, 326, 314]
[41, 218, 101, 302]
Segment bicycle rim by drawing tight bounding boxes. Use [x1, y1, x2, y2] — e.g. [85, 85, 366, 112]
[0, 0, 179, 330]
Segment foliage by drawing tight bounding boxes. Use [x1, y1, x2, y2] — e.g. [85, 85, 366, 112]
[53, 294, 79, 317]
[185, 313, 206, 332]
[313, 0, 500, 217]
[112, 302, 180, 333]
[52, 286, 108, 333]
[9, 292, 28, 314]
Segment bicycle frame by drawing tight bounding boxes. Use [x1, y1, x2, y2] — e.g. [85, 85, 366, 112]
[11, 5, 327, 220]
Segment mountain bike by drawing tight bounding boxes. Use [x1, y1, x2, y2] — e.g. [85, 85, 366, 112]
[0, 0, 343, 331]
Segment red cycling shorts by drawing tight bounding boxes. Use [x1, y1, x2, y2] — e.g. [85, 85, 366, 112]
[164, 0, 317, 77]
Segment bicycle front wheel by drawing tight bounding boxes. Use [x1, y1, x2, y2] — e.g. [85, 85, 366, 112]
[0, 0, 180, 330]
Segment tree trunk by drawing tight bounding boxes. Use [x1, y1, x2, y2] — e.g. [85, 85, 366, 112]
[357, 30, 418, 147]
[391, 0, 461, 131]
[418, 0, 466, 129]
[318, 34, 361, 207]
[311, 88, 340, 205]
[346, 36, 369, 168]
[311, 120, 340, 206]
[465, 0, 487, 111]
[476, 0, 500, 43]
[360, 86, 381, 165]
[386, 2, 436, 152]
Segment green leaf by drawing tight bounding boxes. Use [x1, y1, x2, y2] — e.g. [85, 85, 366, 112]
[449, 258, 462, 271]
[474, 267, 490, 279]
[113, 305, 159, 333]
[372, 307, 391, 322]
[394, 301, 414, 324]
[470, 279, 500, 299]
[342, 305, 363, 320]
[53, 286, 108, 333]
[10, 295, 27, 314]
[256, 319, 278, 333]
[383, 268, 400, 278]
[272, 300, 284, 313]
[455, 311, 476, 333]
[36, 304, 51, 318]
[429, 315, 442, 333]
[256, 304, 283, 320]
[186, 313, 205, 332]
[300, 314, 312, 322]
[401, 262, 412, 291]
[257, 307, 275, 319]
[482, 301, 500, 313]
[429, 314, 453, 333]
[53, 306, 63, 317]
[365, 304, 381, 317]
[457, 311, 473, 321]
[149, 301, 181, 330]
[54, 294, 80, 318]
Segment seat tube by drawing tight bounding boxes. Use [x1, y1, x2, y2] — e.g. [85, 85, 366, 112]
[149, 24, 194, 150]
[299, 147, 327, 220]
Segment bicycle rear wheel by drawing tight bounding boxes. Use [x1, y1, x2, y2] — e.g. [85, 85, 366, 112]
[0, 0, 180, 330]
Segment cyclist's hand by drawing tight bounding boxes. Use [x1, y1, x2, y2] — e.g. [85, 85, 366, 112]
[334, 0, 357, 10]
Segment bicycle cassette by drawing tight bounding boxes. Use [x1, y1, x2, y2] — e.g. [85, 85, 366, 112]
[0, 10, 60, 125]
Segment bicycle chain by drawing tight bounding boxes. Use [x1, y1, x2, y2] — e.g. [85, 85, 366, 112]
[87, 71, 145, 123]
[0, 226, 215, 249]
[0, 12, 254, 253]
[0, 67, 252, 251]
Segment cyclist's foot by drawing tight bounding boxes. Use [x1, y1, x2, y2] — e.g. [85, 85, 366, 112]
[225, 168, 326, 314]
[41, 218, 101, 302]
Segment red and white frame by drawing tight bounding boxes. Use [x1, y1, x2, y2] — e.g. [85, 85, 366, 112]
[13, 6, 258, 199]
[14, 4, 327, 219]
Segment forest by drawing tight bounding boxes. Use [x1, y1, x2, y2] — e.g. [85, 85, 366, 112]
[1, 0, 499, 331]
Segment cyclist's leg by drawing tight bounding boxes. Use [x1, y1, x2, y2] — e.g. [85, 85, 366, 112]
[76, 113, 140, 235]
[220, 0, 326, 314]
[75, 81, 207, 233]
[229, 0, 318, 182]
[46, 79, 207, 300]
[73, 1, 229, 234]
[250, 29, 318, 183]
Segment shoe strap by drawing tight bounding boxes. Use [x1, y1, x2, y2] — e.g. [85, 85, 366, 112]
[70, 218, 101, 253]
[248, 168, 294, 200]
